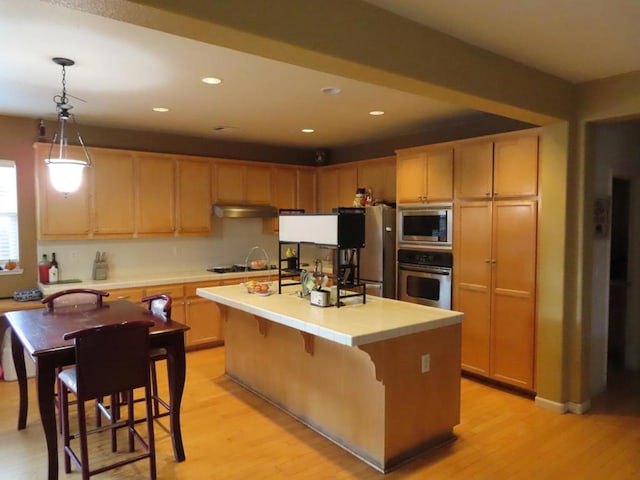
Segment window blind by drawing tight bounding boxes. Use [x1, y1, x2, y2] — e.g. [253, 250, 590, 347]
[0, 160, 19, 262]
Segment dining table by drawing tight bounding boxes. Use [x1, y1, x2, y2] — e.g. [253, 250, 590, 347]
[4, 299, 190, 480]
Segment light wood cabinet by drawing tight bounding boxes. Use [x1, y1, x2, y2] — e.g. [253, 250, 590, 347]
[396, 145, 453, 203]
[177, 158, 211, 234]
[91, 149, 135, 236]
[317, 164, 358, 212]
[357, 156, 396, 204]
[455, 134, 538, 200]
[185, 281, 224, 348]
[136, 154, 176, 235]
[212, 161, 272, 205]
[35, 143, 91, 238]
[296, 167, 316, 213]
[453, 199, 537, 390]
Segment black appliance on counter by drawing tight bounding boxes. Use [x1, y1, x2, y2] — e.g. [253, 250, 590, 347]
[207, 264, 276, 274]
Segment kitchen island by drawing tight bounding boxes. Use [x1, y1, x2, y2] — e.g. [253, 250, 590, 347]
[197, 285, 463, 472]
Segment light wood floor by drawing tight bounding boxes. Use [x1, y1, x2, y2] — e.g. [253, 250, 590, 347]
[1, 347, 639, 479]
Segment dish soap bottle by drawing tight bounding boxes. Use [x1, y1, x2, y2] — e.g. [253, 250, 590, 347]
[39, 254, 50, 283]
[49, 252, 59, 283]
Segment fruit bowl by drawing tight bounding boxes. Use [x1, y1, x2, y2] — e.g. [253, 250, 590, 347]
[243, 280, 273, 294]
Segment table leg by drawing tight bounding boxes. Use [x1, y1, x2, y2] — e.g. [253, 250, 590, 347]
[165, 333, 186, 462]
[11, 329, 28, 430]
[36, 357, 59, 480]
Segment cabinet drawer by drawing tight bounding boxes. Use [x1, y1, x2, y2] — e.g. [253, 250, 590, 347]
[185, 281, 220, 297]
[107, 287, 146, 304]
[145, 284, 185, 299]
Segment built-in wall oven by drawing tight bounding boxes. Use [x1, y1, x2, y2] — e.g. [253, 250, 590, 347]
[397, 249, 452, 309]
[398, 204, 452, 250]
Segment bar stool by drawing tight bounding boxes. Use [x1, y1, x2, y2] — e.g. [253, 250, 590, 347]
[58, 320, 157, 479]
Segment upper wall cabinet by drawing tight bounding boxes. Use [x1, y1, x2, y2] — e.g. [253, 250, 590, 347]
[135, 154, 176, 235]
[35, 143, 91, 237]
[296, 167, 316, 214]
[317, 164, 358, 212]
[212, 161, 272, 205]
[92, 149, 135, 236]
[454, 134, 539, 200]
[357, 156, 396, 204]
[34, 144, 212, 239]
[396, 145, 453, 203]
[266, 165, 316, 233]
[176, 157, 212, 235]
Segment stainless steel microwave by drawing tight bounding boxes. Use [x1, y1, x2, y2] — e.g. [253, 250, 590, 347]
[398, 204, 452, 248]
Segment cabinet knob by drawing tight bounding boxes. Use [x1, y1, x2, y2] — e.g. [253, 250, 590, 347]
[491, 259, 497, 264]
[484, 259, 491, 263]
[485, 192, 491, 196]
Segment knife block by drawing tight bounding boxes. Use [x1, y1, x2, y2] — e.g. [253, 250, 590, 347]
[92, 261, 108, 280]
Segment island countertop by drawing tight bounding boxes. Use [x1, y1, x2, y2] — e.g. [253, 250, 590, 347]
[197, 284, 463, 347]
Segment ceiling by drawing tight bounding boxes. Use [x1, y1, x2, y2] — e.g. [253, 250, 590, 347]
[1, 0, 638, 149]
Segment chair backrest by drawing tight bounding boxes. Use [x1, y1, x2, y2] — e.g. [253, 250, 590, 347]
[63, 320, 155, 401]
[42, 288, 110, 312]
[141, 294, 172, 321]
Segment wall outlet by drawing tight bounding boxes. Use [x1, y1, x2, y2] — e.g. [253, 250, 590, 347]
[421, 353, 430, 373]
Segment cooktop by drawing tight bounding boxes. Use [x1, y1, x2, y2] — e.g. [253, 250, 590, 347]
[207, 265, 277, 274]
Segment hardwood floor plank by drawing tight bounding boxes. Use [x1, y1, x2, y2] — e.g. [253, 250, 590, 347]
[1, 347, 639, 479]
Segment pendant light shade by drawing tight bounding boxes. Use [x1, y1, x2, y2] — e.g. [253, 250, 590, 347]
[45, 57, 92, 195]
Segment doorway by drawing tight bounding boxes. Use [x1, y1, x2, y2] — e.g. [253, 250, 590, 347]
[607, 178, 630, 371]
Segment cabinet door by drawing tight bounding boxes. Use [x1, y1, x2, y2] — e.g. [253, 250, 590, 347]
[296, 168, 316, 213]
[454, 140, 494, 200]
[270, 166, 297, 232]
[453, 201, 492, 376]
[136, 155, 176, 234]
[245, 164, 272, 204]
[396, 151, 426, 203]
[92, 150, 135, 236]
[425, 147, 453, 201]
[35, 144, 90, 238]
[317, 168, 338, 213]
[493, 136, 539, 198]
[186, 297, 225, 347]
[337, 164, 358, 207]
[177, 158, 211, 234]
[358, 157, 396, 204]
[273, 167, 297, 211]
[490, 200, 537, 389]
[213, 162, 244, 203]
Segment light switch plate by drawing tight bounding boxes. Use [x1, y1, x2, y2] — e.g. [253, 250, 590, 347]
[421, 353, 430, 373]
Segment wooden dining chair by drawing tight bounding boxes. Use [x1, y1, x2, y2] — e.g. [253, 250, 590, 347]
[141, 293, 173, 419]
[97, 293, 173, 427]
[58, 320, 157, 480]
[40, 288, 110, 432]
[41, 288, 110, 312]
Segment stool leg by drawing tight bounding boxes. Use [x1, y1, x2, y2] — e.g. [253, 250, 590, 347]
[59, 380, 71, 474]
[151, 360, 160, 417]
[77, 399, 90, 480]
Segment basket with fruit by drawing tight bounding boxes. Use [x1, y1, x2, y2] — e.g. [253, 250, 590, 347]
[242, 246, 272, 294]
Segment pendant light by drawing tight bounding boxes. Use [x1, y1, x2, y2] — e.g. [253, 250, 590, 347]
[45, 57, 92, 195]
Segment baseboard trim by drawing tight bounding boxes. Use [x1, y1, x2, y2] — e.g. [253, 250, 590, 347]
[534, 396, 568, 413]
[534, 396, 591, 414]
[567, 400, 591, 414]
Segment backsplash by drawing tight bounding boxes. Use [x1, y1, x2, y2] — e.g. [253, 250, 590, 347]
[37, 218, 280, 281]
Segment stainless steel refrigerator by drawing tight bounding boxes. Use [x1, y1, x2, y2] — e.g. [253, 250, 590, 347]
[359, 205, 396, 298]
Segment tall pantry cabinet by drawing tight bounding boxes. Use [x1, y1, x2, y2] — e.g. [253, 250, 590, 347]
[453, 133, 539, 391]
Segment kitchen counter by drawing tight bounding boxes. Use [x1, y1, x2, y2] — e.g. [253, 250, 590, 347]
[197, 285, 463, 472]
[38, 268, 279, 296]
[196, 284, 462, 346]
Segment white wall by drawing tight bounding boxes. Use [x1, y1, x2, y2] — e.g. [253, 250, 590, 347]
[37, 218, 280, 281]
[590, 121, 640, 394]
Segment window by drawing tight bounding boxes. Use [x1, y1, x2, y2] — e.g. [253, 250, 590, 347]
[0, 160, 19, 264]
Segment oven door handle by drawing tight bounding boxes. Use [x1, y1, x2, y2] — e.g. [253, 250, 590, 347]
[398, 263, 451, 275]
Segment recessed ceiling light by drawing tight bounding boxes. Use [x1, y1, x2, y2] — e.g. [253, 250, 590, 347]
[301, 128, 315, 133]
[201, 77, 223, 85]
[320, 86, 341, 95]
[369, 110, 385, 116]
[152, 107, 169, 112]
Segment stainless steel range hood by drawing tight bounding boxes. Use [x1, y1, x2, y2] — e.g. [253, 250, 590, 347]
[212, 204, 278, 218]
